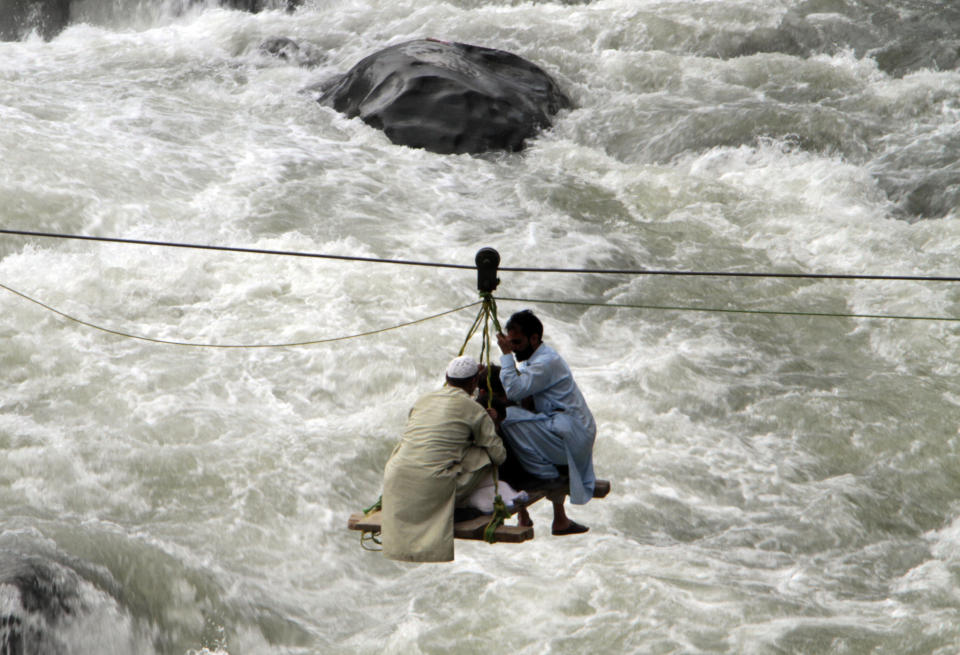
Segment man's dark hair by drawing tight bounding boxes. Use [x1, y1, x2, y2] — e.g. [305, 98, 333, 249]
[476, 365, 507, 421]
[476, 365, 505, 399]
[445, 374, 475, 390]
[486, 365, 505, 396]
[505, 309, 543, 339]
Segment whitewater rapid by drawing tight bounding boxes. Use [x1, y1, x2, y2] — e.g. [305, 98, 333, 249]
[2, 0, 960, 653]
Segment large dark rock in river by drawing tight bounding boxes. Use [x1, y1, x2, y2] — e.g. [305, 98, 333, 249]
[317, 39, 571, 154]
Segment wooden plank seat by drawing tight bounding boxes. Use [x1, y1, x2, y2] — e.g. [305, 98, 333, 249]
[348, 479, 610, 544]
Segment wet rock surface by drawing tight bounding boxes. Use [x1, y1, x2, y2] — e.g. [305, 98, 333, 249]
[0, 0, 69, 41]
[317, 39, 571, 155]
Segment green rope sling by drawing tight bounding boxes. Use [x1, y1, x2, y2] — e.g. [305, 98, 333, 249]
[458, 292, 511, 543]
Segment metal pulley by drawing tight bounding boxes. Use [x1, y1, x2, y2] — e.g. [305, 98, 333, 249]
[475, 247, 500, 293]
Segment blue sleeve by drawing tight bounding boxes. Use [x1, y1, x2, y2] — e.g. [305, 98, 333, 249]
[499, 352, 557, 400]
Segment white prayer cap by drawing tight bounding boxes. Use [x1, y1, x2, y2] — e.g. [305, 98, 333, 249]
[446, 355, 479, 379]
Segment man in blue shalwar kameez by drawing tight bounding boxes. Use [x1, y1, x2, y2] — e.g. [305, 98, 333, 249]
[496, 309, 596, 535]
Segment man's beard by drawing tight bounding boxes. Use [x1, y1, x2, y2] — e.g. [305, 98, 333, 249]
[514, 344, 535, 361]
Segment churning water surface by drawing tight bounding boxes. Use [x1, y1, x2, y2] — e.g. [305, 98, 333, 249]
[2, 0, 960, 653]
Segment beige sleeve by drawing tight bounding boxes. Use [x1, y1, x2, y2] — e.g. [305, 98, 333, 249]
[472, 407, 506, 466]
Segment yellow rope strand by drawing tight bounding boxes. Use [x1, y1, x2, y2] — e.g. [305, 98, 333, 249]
[458, 308, 486, 357]
[0, 281, 481, 349]
[453, 293, 510, 542]
[477, 294, 510, 543]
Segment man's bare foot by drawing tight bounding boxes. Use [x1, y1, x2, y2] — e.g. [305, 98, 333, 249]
[552, 520, 589, 536]
[517, 507, 533, 527]
[548, 495, 588, 534]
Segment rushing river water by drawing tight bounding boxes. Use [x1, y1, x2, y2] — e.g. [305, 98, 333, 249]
[3, 0, 960, 652]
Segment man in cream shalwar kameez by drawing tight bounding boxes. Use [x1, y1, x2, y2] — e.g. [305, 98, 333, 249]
[381, 356, 506, 562]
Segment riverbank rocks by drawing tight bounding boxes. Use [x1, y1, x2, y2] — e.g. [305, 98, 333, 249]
[0, 0, 69, 41]
[317, 39, 571, 154]
[0, 0, 302, 41]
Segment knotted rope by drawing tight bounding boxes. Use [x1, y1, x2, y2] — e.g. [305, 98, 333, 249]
[458, 292, 511, 543]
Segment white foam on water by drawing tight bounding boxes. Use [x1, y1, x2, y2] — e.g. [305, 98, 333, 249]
[3, 0, 960, 652]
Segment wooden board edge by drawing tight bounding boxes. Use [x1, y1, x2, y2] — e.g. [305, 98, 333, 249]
[348, 511, 381, 532]
[347, 478, 609, 543]
[348, 510, 534, 543]
[510, 478, 611, 511]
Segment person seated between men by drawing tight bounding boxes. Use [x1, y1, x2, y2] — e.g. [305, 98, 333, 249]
[469, 366, 532, 514]
[380, 355, 506, 562]
[475, 365, 533, 491]
[496, 310, 597, 536]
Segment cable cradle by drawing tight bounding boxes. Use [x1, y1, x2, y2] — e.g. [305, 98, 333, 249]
[1, 233, 949, 547]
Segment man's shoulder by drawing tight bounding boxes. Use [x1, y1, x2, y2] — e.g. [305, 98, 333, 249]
[532, 342, 565, 365]
[537, 342, 559, 356]
[414, 387, 483, 419]
[415, 385, 459, 406]
[447, 390, 488, 421]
